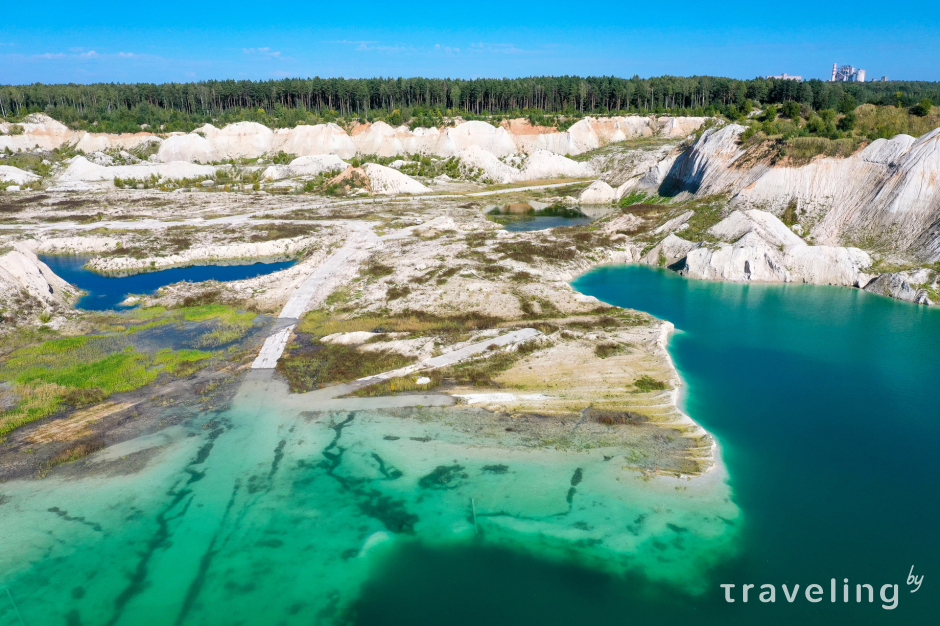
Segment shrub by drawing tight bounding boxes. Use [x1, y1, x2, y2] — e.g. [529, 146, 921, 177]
[910, 98, 933, 117]
[634, 375, 667, 392]
[781, 101, 801, 120]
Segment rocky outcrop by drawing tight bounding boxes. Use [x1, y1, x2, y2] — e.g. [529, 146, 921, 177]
[455, 145, 518, 184]
[2, 114, 709, 169]
[54, 156, 217, 185]
[658, 124, 940, 262]
[863, 269, 936, 305]
[85, 236, 318, 274]
[157, 133, 215, 163]
[0, 166, 39, 185]
[579, 180, 617, 204]
[273, 123, 356, 159]
[644, 210, 872, 287]
[0, 244, 77, 315]
[361, 163, 430, 195]
[519, 150, 594, 180]
[262, 154, 348, 180]
[0, 114, 77, 152]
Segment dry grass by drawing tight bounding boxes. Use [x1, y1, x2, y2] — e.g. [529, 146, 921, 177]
[276, 341, 415, 392]
[38, 438, 105, 477]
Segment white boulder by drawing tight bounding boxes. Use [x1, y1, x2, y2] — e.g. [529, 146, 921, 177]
[362, 163, 430, 195]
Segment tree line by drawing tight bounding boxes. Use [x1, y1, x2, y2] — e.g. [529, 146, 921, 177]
[1, 75, 938, 133]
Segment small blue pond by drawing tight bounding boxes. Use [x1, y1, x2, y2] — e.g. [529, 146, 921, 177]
[40, 255, 296, 310]
[487, 203, 611, 231]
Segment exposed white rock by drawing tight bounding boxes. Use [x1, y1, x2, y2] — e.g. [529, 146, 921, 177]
[0, 243, 77, 308]
[579, 180, 617, 204]
[321, 331, 378, 345]
[203, 122, 274, 160]
[0, 114, 77, 152]
[518, 150, 594, 180]
[603, 213, 644, 235]
[864, 269, 936, 305]
[55, 156, 217, 185]
[74, 133, 161, 154]
[0, 166, 39, 185]
[652, 211, 694, 235]
[708, 210, 805, 248]
[158, 133, 216, 163]
[33, 237, 123, 254]
[273, 123, 356, 159]
[85, 236, 316, 273]
[456, 145, 519, 184]
[439, 121, 517, 158]
[657, 124, 940, 261]
[262, 154, 348, 180]
[642, 233, 699, 265]
[361, 163, 430, 195]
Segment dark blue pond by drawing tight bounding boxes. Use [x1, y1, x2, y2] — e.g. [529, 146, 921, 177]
[40, 255, 296, 310]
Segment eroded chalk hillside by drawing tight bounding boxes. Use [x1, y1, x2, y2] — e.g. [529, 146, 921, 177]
[600, 121, 940, 305]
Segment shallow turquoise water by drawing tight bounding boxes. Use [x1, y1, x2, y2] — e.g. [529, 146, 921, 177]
[352, 265, 940, 624]
[40, 255, 296, 310]
[2, 265, 937, 625]
[0, 369, 736, 625]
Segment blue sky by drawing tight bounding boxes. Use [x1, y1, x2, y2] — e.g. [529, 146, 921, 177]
[2, 1, 938, 84]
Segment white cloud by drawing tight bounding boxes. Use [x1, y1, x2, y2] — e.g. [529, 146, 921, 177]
[469, 42, 525, 54]
[78, 50, 99, 58]
[34, 52, 66, 59]
[243, 47, 281, 58]
[323, 40, 379, 45]
[117, 52, 137, 58]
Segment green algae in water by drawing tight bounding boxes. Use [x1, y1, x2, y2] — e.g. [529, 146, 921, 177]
[0, 370, 738, 626]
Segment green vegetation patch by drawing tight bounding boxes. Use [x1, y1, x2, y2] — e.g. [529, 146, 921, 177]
[0, 303, 258, 437]
[350, 370, 445, 397]
[0, 335, 211, 437]
[634, 375, 668, 392]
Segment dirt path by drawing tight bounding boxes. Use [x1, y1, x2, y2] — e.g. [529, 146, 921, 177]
[252, 222, 378, 369]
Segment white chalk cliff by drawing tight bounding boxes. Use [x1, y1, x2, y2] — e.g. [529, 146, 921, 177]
[0, 243, 78, 312]
[646, 210, 873, 287]
[657, 124, 940, 262]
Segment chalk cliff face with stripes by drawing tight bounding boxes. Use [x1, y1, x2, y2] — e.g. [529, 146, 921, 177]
[0, 113, 707, 188]
[598, 122, 940, 303]
[1, 113, 707, 161]
[650, 123, 940, 263]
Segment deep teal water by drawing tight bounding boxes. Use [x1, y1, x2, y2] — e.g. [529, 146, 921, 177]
[352, 265, 940, 625]
[40, 255, 295, 310]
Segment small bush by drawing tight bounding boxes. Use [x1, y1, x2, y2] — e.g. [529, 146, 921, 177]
[634, 375, 667, 392]
[594, 341, 627, 359]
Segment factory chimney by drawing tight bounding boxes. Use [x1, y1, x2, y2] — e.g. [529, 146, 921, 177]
[831, 63, 837, 81]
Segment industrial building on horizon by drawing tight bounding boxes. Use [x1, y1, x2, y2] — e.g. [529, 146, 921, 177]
[764, 66, 889, 82]
[766, 73, 802, 81]
[829, 63, 888, 83]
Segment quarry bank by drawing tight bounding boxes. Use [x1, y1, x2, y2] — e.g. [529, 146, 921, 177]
[0, 105, 938, 625]
[1, 109, 939, 475]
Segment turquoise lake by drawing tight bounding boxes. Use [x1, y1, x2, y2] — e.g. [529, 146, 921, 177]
[1, 264, 937, 625]
[354, 265, 940, 624]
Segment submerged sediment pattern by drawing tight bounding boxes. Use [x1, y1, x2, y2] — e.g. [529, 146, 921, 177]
[0, 372, 738, 625]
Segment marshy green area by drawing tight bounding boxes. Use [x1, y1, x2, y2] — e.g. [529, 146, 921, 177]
[0, 304, 263, 438]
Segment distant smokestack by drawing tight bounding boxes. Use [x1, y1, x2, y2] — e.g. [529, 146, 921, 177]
[831, 63, 837, 81]
[856, 69, 866, 82]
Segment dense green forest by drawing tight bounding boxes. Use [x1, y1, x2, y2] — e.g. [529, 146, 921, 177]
[1, 75, 939, 134]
